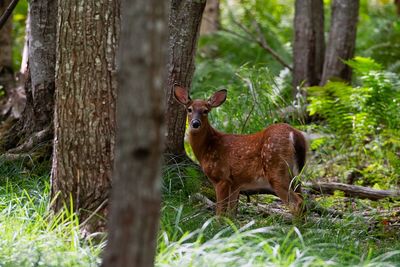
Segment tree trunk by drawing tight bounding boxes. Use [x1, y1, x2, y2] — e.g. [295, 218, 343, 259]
[28, 0, 56, 131]
[165, 0, 206, 162]
[0, 0, 56, 155]
[200, 0, 219, 35]
[51, 0, 119, 233]
[0, 0, 15, 109]
[395, 0, 400, 15]
[293, 0, 325, 90]
[320, 0, 359, 85]
[101, 1, 168, 265]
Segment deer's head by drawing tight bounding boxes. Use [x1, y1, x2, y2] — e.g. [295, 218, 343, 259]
[174, 85, 227, 133]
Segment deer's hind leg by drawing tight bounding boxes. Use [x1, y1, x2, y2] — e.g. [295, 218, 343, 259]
[267, 164, 304, 216]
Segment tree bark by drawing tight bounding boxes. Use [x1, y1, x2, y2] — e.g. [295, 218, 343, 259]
[51, 0, 119, 233]
[101, 1, 168, 266]
[200, 0, 219, 35]
[165, 0, 206, 162]
[0, 0, 56, 154]
[320, 0, 359, 85]
[28, 0, 56, 130]
[293, 0, 325, 90]
[395, 0, 400, 15]
[0, 0, 15, 106]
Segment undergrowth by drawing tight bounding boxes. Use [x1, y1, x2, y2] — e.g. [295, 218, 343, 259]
[1, 160, 399, 266]
[0, 160, 103, 266]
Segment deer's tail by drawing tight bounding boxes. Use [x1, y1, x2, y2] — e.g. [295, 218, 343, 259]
[292, 130, 307, 175]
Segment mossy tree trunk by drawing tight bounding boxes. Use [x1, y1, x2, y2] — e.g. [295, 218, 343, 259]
[165, 0, 206, 162]
[51, 0, 119, 233]
[101, 0, 168, 265]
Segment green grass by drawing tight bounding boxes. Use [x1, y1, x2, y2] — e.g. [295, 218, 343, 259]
[0, 160, 400, 266]
[0, 161, 103, 266]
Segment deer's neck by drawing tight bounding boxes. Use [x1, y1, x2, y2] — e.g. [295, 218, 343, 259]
[188, 122, 219, 162]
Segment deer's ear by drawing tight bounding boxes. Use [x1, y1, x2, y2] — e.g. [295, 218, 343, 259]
[208, 89, 227, 108]
[174, 85, 191, 105]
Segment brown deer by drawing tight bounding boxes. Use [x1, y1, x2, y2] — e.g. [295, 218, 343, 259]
[174, 85, 307, 216]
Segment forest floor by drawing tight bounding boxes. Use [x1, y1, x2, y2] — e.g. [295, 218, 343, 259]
[0, 159, 400, 267]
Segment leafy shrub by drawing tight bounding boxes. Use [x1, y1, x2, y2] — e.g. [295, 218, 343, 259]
[307, 57, 400, 186]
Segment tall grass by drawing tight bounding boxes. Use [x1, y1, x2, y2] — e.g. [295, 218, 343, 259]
[0, 161, 103, 266]
[156, 215, 400, 267]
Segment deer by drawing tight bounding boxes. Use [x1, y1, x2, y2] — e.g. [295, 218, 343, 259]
[174, 85, 307, 217]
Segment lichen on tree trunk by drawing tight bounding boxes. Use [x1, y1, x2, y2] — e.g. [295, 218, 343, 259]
[51, 0, 119, 233]
[164, 0, 206, 162]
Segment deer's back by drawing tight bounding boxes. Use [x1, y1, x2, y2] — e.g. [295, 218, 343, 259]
[199, 123, 305, 186]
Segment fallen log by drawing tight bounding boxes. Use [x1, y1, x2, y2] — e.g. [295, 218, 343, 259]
[305, 182, 400, 200]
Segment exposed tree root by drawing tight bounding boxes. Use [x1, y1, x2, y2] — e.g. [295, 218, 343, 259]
[7, 127, 50, 154]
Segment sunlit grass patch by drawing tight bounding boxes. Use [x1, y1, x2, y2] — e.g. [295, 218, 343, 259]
[0, 162, 103, 267]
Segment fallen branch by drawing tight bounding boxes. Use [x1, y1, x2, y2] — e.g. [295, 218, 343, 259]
[0, 0, 19, 31]
[305, 182, 400, 200]
[191, 193, 215, 209]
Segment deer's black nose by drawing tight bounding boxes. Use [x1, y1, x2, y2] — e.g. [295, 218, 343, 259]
[191, 119, 201, 129]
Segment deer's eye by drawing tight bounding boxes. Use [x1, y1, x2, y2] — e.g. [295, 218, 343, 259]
[187, 107, 192, 113]
[203, 110, 209, 115]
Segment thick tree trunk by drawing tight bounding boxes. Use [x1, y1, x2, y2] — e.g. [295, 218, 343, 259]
[200, 0, 219, 35]
[51, 0, 119, 233]
[0, 0, 15, 107]
[165, 0, 206, 162]
[320, 0, 359, 85]
[101, 1, 168, 266]
[293, 0, 325, 90]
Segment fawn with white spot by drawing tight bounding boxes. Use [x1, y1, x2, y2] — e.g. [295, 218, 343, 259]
[174, 86, 307, 216]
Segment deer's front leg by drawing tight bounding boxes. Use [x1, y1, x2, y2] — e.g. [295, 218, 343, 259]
[215, 180, 239, 216]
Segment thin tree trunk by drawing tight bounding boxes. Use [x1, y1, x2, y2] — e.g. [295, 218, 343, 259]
[293, 0, 325, 91]
[0, 0, 56, 154]
[200, 0, 219, 35]
[102, 1, 168, 265]
[395, 0, 400, 15]
[320, 0, 359, 85]
[28, 0, 56, 131]
[0, 0, 15, 105]
[51, 0, 119, 233]
[165, 0, 206, 162]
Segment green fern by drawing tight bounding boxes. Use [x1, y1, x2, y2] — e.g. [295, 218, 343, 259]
[307, 57, 400, 186]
